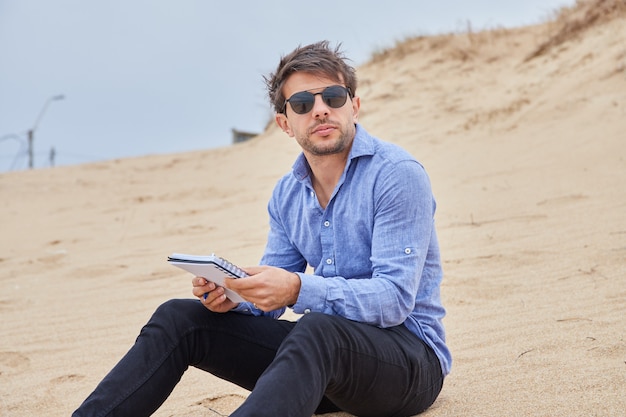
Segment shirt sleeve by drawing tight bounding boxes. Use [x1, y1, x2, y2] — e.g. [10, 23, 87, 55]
[261, 187, 309, 273]
[231, 301, 285, 319]
[232, 181, 307, 319]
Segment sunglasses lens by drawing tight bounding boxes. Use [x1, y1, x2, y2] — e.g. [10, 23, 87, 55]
[322, 86, 349, 108]
[288, 92, 315, 114]
[286, 86, 350, 114]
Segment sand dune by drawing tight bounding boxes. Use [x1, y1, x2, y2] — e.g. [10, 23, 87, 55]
[1, 1, 625, 415]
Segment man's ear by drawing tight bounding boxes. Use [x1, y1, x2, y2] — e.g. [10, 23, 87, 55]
[275, 113, 294, 137]
[351, 96, 361, 123]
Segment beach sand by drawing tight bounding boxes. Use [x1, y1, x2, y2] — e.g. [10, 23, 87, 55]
[1, 1, 625, 415]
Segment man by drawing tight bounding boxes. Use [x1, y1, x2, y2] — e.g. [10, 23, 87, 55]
[73, 40, 451, 417]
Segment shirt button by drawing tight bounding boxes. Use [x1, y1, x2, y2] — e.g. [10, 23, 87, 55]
[324, 220, 330, 227]
[326, 258, 332, 265]
[404, 248, 412, 254]
[304, 308, 311, 314]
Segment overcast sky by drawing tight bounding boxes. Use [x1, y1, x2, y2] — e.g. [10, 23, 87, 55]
[0, 0, 574, 171]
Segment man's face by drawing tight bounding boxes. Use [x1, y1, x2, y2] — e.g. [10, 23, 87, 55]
[275, 72, 360, 158]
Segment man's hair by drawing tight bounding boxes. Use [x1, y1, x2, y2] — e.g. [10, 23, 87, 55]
[264, 40, 357, 114]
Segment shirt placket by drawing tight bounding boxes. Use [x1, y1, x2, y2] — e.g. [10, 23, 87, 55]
[319, 206, 336, 277]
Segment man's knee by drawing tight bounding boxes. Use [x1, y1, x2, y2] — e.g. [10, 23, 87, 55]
[147, 299, 207, 337]
[295, 311, 335, 331]
[152, 298, 197, 321]
[289, 313, 351, 346]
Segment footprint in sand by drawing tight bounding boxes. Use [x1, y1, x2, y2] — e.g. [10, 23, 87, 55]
[50, 374, 86, 384]
[0, 351, 30, 375]
[194, 394, 247, 416]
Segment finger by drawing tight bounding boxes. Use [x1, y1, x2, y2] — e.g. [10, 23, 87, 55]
[204, 287, 227, 306]
[225, 276, 260, 292]
[241, 265, 268, 276]
[192, 276, 211, 287]
[192, 281, 216, 298]
[201, 287, 224, 304]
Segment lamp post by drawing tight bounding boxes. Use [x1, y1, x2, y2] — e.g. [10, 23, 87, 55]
[27, 94, 65, 169]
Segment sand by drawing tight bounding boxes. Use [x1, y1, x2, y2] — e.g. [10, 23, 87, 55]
[1, 1, 625, 415]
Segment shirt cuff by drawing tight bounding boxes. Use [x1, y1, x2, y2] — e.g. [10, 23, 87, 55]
[292, 272, 326, 314]
[230, 302, 262, 316]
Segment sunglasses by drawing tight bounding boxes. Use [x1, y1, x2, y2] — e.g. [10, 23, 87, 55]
[283, 85, 351, 115]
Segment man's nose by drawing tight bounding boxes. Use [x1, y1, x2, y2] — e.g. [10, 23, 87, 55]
[310, 95, 330, 118]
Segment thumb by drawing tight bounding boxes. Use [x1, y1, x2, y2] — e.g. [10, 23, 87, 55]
[241, 265, 269, 276]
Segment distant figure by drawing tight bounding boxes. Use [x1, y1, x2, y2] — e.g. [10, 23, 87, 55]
[73, 40, 451, 417]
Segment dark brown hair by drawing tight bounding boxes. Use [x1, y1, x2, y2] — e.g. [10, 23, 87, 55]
[264, 40, 357, 114]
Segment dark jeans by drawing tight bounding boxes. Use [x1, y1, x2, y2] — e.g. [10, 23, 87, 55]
[73, 299, 443, 417]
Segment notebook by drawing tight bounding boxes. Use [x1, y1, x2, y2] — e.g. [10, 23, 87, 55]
[168, 253, 248, 303]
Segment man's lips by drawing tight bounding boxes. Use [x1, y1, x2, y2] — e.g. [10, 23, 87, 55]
[312, 124, 336, 136]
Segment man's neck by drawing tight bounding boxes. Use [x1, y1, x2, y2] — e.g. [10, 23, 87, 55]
[306, 150, 350, 209]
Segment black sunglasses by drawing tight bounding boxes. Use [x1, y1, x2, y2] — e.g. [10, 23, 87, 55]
[283, 85, 352, 115]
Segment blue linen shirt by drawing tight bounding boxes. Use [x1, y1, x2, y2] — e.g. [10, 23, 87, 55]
[235, 124, 451, 376]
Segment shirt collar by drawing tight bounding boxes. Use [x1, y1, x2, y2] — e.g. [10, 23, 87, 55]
[291, 124, 375, 181]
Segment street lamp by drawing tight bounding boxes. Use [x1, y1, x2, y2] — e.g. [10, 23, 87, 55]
[27, 94, 65, 169]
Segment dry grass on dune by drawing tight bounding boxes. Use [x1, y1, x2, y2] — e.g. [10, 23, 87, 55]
[526, 0, 626, 61]
[369, 0, 626, 66]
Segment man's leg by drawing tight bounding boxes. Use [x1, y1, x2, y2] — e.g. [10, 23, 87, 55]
[72, 299, 294, 417]
[232, 312, 444, 417]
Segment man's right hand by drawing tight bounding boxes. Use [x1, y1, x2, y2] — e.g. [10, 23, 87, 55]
[192, 277, 238, 313]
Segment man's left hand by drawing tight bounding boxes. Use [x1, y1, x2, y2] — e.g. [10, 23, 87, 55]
[225, 265, 301, 311]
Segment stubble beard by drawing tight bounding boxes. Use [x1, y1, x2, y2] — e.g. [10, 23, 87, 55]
[297, 120, 354, 156]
